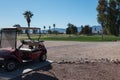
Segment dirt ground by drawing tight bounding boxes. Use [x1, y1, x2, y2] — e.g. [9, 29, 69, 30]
[13, 41, 120, 80]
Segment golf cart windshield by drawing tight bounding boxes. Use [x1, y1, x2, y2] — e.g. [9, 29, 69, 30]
[0, 28, 17, 48]
[17, 27, 41, 41]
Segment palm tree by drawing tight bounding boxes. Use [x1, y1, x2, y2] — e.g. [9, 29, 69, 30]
[67, 23, 72, 35]
[43, 26, 46, 34]
[23, 11, 33, 28]
[23, 11, 33, 40]
[49, 26, 51, 30]
[48, 26, 52, 34]
[53, 24, 56, 31]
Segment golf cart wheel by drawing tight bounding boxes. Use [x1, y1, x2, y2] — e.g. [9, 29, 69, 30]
[4, 60, 18, 71]
[39, 54, 47, 62]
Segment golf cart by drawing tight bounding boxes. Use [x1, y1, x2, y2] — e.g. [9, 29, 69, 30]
[0, 27, 47, 71]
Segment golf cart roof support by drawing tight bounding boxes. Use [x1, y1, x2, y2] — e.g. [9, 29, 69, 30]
[17, 27, 40, 30]
[17, 27, 41, 41]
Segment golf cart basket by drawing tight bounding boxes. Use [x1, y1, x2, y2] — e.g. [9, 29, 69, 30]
[0, 27, 41, 49]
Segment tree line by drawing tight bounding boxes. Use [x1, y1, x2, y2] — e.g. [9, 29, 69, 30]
[7, 0, 120, 37]
[66, 23, 92, 35]
[56, 0, 120, 36]
[13, 23, 93, 35]
[97, 0, 120, 36]
[15, 0, 120, 36]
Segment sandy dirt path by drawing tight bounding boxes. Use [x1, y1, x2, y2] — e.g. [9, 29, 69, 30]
[45, 41, 120, 62]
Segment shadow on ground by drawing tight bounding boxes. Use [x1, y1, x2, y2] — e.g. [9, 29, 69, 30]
[0, 60, 52, 80]
[11, 64, 58, 80]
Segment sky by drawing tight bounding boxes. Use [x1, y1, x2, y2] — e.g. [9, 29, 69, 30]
[0, 0, 99, 29]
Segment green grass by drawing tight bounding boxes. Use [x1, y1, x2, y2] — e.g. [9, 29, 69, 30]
[18, 34, 120, 42]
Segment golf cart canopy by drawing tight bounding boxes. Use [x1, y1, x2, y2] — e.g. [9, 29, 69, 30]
[0, 28, 17, 48]
[17, 27, 40, 30]
[0, 27, 41, 49]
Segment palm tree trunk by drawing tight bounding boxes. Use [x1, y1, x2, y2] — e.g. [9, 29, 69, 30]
[27, 22, 31, 40]
[28, 23, 30, 28]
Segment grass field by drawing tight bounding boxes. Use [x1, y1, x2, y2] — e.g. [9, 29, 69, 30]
[18, 34, 120, 42]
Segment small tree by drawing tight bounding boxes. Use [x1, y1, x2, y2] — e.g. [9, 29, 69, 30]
[49, 26, 51, 30]
[53, 24, 56, 31]
[13, 24, 22, 34]
[23, 11, 33, 28]
[23, 11, 33, 39]
[80, 25, 92, 35]
[43, 26, 46, 34]
[66, 23, 78, 36]
[48, 26, 52, 34]
[13, 24, 21, 28]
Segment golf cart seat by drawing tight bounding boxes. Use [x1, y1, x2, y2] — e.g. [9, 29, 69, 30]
[20, 48, 40, 53]
[18, 40, 43, 53]
[21, 40, 44, 46]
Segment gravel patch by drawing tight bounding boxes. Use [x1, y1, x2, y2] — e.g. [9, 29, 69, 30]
[14, 41, 120, 80]
[45, 41, 120, 62]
